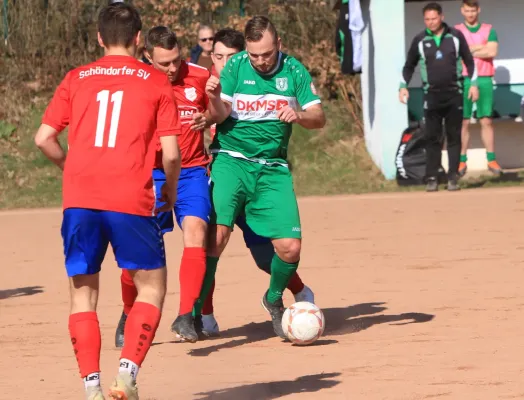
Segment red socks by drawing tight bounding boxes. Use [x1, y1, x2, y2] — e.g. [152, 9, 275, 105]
[120, 302, 161, 367]
[202, 279, 215, 315]
[179, 247, 206, 315]
[286, 272, 305, 295]
[69, 312, 101, 378]
[121, 269, 138, 315]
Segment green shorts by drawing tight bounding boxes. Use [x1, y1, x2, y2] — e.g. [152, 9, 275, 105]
[209, 153, 301, 239]
[463, 76, 494, 119]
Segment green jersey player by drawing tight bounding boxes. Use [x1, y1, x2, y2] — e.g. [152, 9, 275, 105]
[203, 16, 326, 339]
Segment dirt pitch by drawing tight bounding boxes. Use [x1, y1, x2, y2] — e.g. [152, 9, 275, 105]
[1, 187, 524, 400]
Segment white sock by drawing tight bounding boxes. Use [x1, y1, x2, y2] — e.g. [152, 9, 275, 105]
[84, 372, 101, 389]
[119, 358, 139, 380]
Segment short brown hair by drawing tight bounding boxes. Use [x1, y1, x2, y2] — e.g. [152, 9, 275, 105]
[244, 16, 278, 43]
[145, 26, 179, 54]
[98, 3, 142, 48]
[423, 2, 443, 15]
[462, 0, 479, 7]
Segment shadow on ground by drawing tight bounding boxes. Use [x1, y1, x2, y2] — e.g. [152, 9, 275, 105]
[0, 286, 44, 300]
[155, 302, 434, 356]
[193, 372, 342, 400]
[462, 171, 524, 189]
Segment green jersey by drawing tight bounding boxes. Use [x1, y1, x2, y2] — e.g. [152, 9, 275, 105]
[211, 51, 321, 165]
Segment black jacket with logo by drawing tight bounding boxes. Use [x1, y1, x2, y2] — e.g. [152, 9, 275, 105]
[400, 23, 477, 95]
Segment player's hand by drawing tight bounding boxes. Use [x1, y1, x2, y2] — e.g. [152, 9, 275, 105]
[156, 183, 176, 213]
[189, 112, 207, 131]
[205, 75, 221, 99]
[277, 106, 300, 123]
[399, 88, 409, 104]
[468, 86, 479, 102]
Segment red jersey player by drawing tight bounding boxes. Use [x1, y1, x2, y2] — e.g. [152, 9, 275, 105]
[34, 4, 181, 400]
[116, 26, 219, 346]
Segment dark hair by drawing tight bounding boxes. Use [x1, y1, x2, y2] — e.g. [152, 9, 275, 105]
[462, 0, 479, 7]
[98, 3, 142, 48]
[244, 16, 278, 43]
[145, 26, 179, 54]
[213, 28, 245, 52]
[422, 2, 443, 15]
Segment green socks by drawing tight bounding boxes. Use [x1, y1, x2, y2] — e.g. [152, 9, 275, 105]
[462, 153, 497, 162]
[193, 256, 219, 316]
[267, 254, 299, 304]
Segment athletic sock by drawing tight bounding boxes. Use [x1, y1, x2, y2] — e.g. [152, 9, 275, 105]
[178, 247, 206, 315]
[193, 256, 219, 316]
[84, 372, 101, 389]
[460, 154, 468, 163]
[267, 254, 299, 304]
[487, 152, 496, 162]
[121, 269, 138, 315]
[202, 279, 215, 315]
[120, 302, 161, 374]
[286, 272, 305, 295]
[68, 312, 101, 379]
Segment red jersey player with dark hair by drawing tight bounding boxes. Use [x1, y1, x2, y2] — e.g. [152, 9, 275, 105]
[34, 3, 181, 400]
[116, 25, 219, 346]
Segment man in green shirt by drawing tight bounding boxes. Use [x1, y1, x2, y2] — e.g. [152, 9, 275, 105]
[203, 16, 326, 339]
[456, 0, 502, 176]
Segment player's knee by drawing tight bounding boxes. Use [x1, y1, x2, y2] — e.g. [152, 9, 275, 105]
[69, 274, 99, 314]
[207, 224, 232, 257]
[181, 216, 208, 247]
[480, 117, 492, 127]
[273, 238, 301, 264]
[130, 267, 167, 310]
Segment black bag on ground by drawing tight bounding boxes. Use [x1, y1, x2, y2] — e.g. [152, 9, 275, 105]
[395, 121, 446, 186]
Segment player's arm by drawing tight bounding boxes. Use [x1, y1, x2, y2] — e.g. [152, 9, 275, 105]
[158, 135, 181, 211]
[206, 58, 236, 124]
[34, 74, 70, 170]
[34, 124, 66, 170]
[156, 82, 182, 211]
[278, 63, 326, 129]
[399, 35, 421, 103]
[190, 80, 219, 131]
[470, 29, 498, 59]
[457, 30, 478, 83]
[278, 103, 325, 129]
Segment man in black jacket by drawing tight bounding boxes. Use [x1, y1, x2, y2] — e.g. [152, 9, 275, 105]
[399, 2, 478, 192]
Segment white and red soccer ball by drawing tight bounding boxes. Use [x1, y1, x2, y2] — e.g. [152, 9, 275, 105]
[281, 301, 325, 345]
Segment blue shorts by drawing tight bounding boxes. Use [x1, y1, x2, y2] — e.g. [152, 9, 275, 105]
[61, 208, 166, 277]
[153, 166, 211, 232]
[235, 215, 272, 248]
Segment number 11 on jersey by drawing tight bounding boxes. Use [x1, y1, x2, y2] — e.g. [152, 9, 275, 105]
[95, 90, 123, 148]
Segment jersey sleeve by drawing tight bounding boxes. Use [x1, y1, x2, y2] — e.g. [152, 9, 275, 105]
[488, 28, 498, 42]
[293, 62, 321, 110]
[219, 56, 238, 103]
[42, 72, 71, 132]
[156, 78, 181, 137]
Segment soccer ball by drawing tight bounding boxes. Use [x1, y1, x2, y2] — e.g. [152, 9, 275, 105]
[281, 301, 325, 345]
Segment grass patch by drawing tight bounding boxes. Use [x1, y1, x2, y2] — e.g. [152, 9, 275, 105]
[1, 100, 523, 210]
[0, 106, 64, 209]
[289, 101, 397, 195]
[289, 101, 524, 196]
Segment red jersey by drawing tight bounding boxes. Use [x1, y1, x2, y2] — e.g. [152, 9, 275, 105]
[42, 55, 180, 216]
[155, 61, 210, 169]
